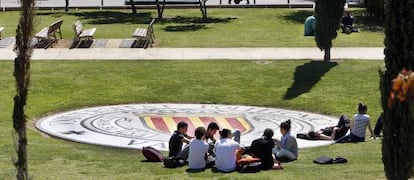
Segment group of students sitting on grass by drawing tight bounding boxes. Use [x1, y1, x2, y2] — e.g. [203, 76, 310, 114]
[168, 120, 298, 172]
[166, 102, 380, 172]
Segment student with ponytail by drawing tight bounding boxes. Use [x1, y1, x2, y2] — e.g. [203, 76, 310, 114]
[335, 102, 376, 143]
[273, 120, 298, 162]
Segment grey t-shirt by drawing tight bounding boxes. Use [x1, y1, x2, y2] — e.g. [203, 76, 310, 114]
[352, 114, 370, 138]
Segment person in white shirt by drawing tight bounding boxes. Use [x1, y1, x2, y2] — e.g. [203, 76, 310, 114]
[214, 129, 244, 172]
[188, 127, 211, 170]
[335, 102, 376, 143]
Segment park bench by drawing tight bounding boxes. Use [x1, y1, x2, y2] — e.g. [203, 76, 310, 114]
[72, 20, 96, 48]
[34, 19, 63, 48]
[125, 0, 207, 21]
[132, 18, 156, 48]
[0, 27, 4, 40]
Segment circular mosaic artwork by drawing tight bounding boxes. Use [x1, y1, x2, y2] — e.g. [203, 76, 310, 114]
[36, 104, 338, 151]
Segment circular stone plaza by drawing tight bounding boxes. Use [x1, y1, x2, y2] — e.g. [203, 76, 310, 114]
[36, 104, 338, 151]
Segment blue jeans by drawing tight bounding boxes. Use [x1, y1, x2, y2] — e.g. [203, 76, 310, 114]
[335, 132, 365, 143]
[374, 115, 383, 137]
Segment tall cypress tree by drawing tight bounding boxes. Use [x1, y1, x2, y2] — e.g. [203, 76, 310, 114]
[13, 0, 35, 178]
[380, 0, 414, 179]
[314, 0, 345, 61]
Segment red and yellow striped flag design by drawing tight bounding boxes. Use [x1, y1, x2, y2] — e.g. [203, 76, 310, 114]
[142, 116, 251, 136]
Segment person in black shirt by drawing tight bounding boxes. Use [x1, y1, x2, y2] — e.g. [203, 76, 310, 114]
[250, 128, 275, 170]
[168, 122, 192, 157]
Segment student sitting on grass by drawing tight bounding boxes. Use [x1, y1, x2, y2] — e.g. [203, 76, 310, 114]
[215, 129, 244, 172]
[335, 102, 376, 143]
[250, 128, 278, 170]
[188, 127, 214, 170]
[205, 122, 220, 157]
[273, 120, 298, 162]
[341, 11, 359, 34]
[168, 122, 192, 158]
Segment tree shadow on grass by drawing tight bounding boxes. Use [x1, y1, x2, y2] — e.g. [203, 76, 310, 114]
[351, 10, 384, 32]
[163, 24, 208, 32]
[158, 16, 235, 32]
[36, 11, 153, 25]
[36, 11, 235, 32]
[157, 16, 236, 24]
[284, 61, 338, 100]
[282, 10, 314, 24]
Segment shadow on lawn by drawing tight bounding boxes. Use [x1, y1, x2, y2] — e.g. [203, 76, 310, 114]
[284, 61, 338, 100]
[36, 11, 154, 24]
[282, 10, 314, 24]
[282, 9, 384, 32]
[159, 16, 236, 32]
[352, 10, 384, 32]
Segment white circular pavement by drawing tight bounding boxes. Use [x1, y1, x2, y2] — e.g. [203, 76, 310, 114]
[36, 104, 338, 151]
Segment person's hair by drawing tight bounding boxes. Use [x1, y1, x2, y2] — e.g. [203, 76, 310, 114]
[207, 122, 220, 131]
[219, 129, 231, 139]
[177, 122, 188, 130]
[280, 119, 291, 131]
[194, 127, 206, 139]
[263, 128, 274, 139]
[357, 102, 368, 114]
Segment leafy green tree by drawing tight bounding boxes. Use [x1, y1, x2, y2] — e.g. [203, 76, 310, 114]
[380, 0, 414, 179]
[13, 0, 35, 178]
[314, 0, 345, 61]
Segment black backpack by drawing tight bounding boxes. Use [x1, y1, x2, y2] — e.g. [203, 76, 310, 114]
[238, 162, 262, 173]
[313, 156, 347, 164]
[163, 156, 186, 168]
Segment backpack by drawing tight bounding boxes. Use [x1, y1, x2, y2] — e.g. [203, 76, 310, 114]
[163, 156, 186, 168]
[313, 156, 347, 164]
[238, 162, 262, 173]
[237, 157, 262, 173]
[142, 146, 165, 162]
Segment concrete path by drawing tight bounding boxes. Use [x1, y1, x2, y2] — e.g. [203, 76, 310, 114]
[0, 47, 384, 60]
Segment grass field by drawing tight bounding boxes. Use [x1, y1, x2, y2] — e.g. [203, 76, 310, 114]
[0, 60, 386, 179]
[0, 8, 384, 47]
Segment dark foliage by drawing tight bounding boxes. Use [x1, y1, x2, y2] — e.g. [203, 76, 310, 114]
[381, 0, 414, 179]
[314, 0, 345, 61]
[364, 0, 384, 18]
[13, 0, 35, 179]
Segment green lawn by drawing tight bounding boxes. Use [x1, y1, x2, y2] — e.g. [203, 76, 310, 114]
[0, 8, 384, 47]
[0, 60, 385, 179]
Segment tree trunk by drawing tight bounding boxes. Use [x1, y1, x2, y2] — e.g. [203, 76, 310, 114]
[130, 0, 136, 14]
[323, 47, 330, 62]
[65, 0, 69, 12]
[13, 0, 35, 178]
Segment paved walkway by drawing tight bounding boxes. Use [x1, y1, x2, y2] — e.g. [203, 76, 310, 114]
[0, 46, 384, 60]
